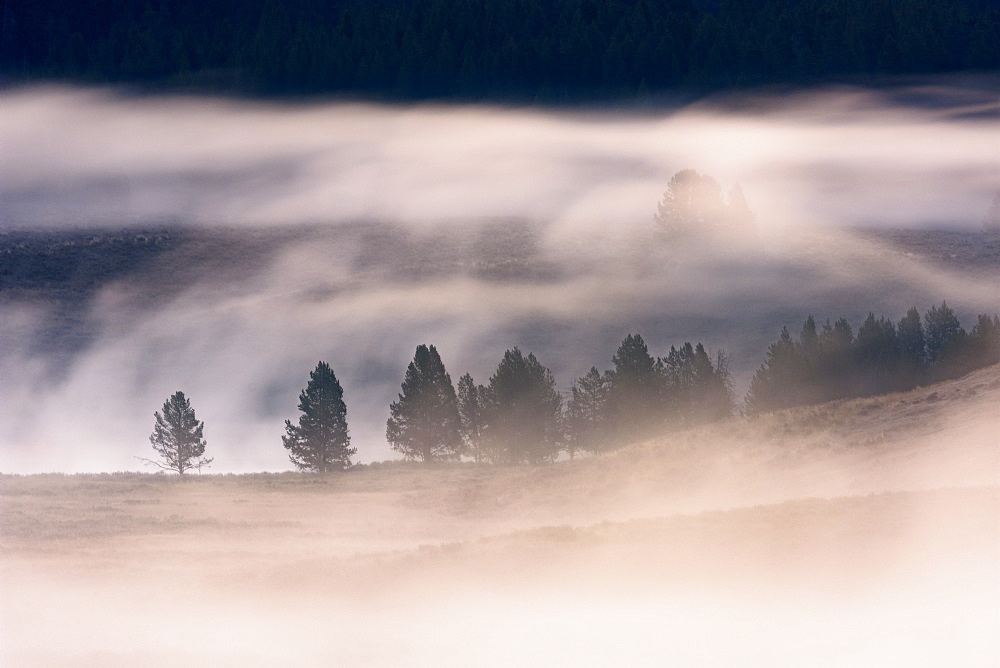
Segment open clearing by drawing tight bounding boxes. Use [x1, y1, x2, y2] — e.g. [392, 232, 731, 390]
[2, 366, 998, 665]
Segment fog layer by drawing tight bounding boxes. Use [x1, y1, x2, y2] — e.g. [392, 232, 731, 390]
[3, 81, 999, 231]
[3, 368, 998, 665]
[0, 81, 997, 471]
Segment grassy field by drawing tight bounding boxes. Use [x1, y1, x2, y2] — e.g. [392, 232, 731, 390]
[2, 366, 998, 665]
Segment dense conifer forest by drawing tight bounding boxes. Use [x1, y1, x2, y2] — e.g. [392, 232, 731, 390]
[4, 0, 998, 101]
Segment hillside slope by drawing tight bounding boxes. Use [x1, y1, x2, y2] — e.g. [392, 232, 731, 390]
[2, 366, 998, 665]
[430, 362, 1000, 525]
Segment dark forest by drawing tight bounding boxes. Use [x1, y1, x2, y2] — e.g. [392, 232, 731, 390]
[4, 0, 999, 101]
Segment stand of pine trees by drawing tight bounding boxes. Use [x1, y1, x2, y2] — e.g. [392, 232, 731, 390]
[565, 335, 734, 455]
[455, 335, 734, 462]
[281, 304, 996, 470]
[151, 302, 998, 471]
[745, 303, 1000, 415]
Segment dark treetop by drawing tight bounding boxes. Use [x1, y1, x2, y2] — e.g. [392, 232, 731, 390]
[283, 361, 355, 472]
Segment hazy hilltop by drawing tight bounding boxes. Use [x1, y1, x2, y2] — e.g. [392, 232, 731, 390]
[2, 364, 997, 664]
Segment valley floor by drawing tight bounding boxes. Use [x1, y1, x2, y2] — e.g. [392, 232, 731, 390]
[2, 366, 998, 665]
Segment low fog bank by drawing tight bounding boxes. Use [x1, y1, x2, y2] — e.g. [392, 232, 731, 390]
[6, 537, 997, 667]
[3, 78, 998, 232]
[2, 368, 997, 665]
[1, 221, 997, 472]
[1, 79, 998, 472]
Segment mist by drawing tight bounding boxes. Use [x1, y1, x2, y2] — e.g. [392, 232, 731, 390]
[3, 365, 998, 665]
[4, 81, 999, 231]
[1, 79, 998, 472]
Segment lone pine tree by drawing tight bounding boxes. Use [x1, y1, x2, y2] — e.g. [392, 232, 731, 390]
[654, 169, 756, 244]
[143, 391, 212, 474]
[283, 361, 355, 472]
[386, 344, 463, 462]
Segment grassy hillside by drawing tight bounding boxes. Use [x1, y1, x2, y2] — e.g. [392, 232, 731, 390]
[2, 365, 997, 664]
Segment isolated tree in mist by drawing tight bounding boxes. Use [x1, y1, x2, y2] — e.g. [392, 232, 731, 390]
[142, 391, 212, 474]
[483, 348, 563, 465]
[654, 170, 756, 243]
[654, 169, 724, 241]
[457, 373, 487, 464]
[386, 345, 463, 462]
[283, 361, 355, 472]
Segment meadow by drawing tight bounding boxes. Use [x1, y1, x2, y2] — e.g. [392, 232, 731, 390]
[3, 364, 997, 665]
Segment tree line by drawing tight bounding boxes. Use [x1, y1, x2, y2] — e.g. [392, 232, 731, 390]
[6, 0, 998, 101]
[146, 302, 999, 473]
[745, 302, 1000, 414]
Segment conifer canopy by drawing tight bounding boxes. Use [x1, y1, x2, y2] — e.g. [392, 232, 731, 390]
[386, 345, 463, 462]
[145, 391, 212, 474]
[283, 362, 354, 472]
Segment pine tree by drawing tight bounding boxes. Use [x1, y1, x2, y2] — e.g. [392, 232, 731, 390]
[386, 345, 463, 462]
[925, 301, 962, 363]
[661, 343, 693, 423]
[743, 305, 999, 414]
[818, 317, 855, 400]
[566, 366, 610, 455]
[744, 325, 800, 415]
[143, 391, 212, 474]
[687, 343, 734, 424]
[457, 372, 487, 464]
[897, 307, 926, 364]
[607, 334, 662, 440]
[653, 169, 725, 243]
[283, 361, 354, 472]
[855, 312, 900, 395]
[800, 315, 819, 356]
[784, 315, 826, 403]
[968, 313, 1000, 367]
[483, 348, 563, 465]
[661, 342, 733, 426]
[897, 306, 927, 384]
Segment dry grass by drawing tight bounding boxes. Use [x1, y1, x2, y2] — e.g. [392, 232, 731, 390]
[2, 366, 998, 666]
